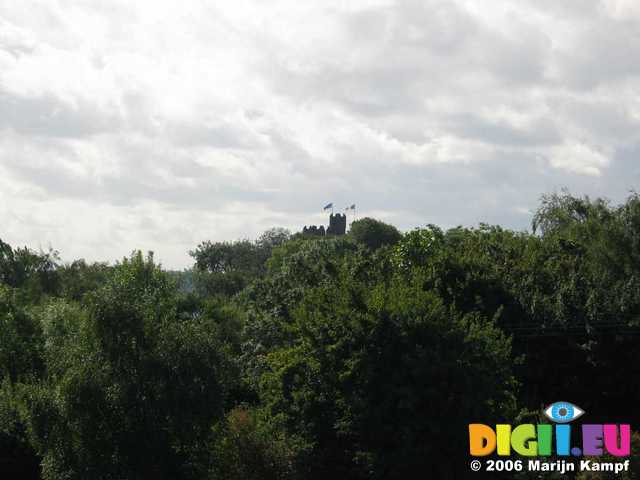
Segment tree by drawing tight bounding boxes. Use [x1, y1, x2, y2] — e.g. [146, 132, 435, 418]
[257, 256, 517, 479]
[190, 228, 291, 297]
[348, 218, 402, 250]
[56, 259, 110, 301]
[257, 228, 291, 251]
[0, 239, 60, 301]
[241, 237, 361, 385]
[19, 252, 232, 480]
[0, 285, 43, 479]
[209, 406, 298, 480]
[0, 285, 43, 383]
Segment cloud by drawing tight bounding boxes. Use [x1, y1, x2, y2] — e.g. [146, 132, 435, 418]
[549, 142, 610, 176]
[0, 0, 639, 268]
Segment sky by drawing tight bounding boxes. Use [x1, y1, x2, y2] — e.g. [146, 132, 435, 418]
[2, 0, 640, 269]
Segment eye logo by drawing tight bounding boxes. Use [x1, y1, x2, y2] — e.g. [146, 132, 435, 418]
[543, 401, 585, 423]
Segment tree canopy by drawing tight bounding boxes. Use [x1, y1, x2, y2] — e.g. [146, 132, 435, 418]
[2, 193, 640, 478]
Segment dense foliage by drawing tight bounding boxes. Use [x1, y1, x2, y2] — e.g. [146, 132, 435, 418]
[1, 192, 639, 479]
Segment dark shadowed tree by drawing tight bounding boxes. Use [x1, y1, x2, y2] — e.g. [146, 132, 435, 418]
[348, 218, 402, 250]
[254, 249, 517, 479]
[18, 252, 233, 480]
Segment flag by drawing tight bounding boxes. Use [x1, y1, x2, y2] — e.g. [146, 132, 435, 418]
[348, 204, 356, 210]
[323, 203, 333, 210]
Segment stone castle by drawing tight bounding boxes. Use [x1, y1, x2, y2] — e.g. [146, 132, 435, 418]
[303, 213, 347, 236]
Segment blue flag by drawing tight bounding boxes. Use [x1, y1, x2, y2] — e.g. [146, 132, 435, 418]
[323, 203, 333, 210]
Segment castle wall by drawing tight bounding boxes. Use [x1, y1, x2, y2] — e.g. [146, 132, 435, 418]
[303, 213, 346, 237]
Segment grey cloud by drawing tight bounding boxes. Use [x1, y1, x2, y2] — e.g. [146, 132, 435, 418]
[1, 134, 274, 210]
[2, 0, 640, 268]
[260, 3, 482, 113]
[555, 96, 640, 144]
[165, 121, 264, 149]
[0, 91, 121, 138]
[522, 0, 602, 20]
[263, 0, 551, 116]
[481, 25, 552, 85]
[442, 113, 562, 147]
[556, 17, 640, 88]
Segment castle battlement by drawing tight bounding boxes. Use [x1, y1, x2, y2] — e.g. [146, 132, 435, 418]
[303, 212, 346, 237]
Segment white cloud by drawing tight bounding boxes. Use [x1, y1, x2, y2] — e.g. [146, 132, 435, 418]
[549, 142, 610, 176]
[0, 0, 639, 268]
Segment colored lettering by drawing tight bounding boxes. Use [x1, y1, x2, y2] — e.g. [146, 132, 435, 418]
[537, 424, 552, 456]
[511, 424, 537, 456]
[604, 424, 631, 457]
[468, 422, 631, 458]
[583, 425, 604, 456]
[556, 425, 571, 456]
[469, 424, 496, 456]
[496, 424, 511, 456]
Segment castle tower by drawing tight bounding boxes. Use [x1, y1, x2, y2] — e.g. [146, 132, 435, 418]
[326, 213, 346, 235]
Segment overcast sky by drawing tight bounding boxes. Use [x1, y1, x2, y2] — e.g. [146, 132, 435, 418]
[2, 0, 640, 268]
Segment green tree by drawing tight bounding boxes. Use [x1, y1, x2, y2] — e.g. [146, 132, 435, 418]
[348, 217, 402, 250]
[241, 237, 360, 385]
[19, 252, 232, 480]
[210, 406, 298, 480]
[190, 228, 291, 297]
[0, 285, 43, 383]
[0, 285, 43, 479]
[56, 259, 110, 301]
[253, 249, 517, 479]
[0, 239, 60, 302]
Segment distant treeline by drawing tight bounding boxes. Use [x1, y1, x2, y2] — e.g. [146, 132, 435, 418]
[1, 191, 640, 479]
